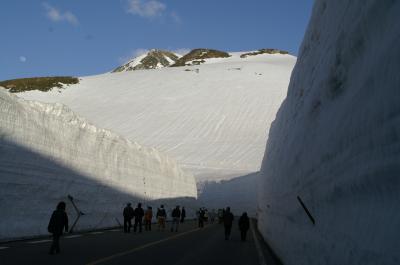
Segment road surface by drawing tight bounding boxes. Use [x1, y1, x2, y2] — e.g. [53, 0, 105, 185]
[0, 220, 281, 265]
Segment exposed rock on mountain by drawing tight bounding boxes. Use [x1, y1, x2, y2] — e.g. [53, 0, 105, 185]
[0, 77, 79, 93]
[171, 48, 230, 67]
[240, 48, 289, 58]
[113, 49, 180, 72]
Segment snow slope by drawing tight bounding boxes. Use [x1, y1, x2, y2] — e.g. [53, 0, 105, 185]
[258, 1, 400, 264]
[18, 52, 296, 183]
[0, 89, 196, 240]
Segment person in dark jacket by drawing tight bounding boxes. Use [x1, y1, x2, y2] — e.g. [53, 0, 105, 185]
[223, 207, 234, 240]
[171, 206, 181, 232]
[134, 203, 145, 233]
[238, 212, 250, 241]
[180, 207, 186, 223]
[48, 201, 69, 254]
[198, 208, 205, 228]
[123, 203, 134, 233]
[157, 205, 167, 231]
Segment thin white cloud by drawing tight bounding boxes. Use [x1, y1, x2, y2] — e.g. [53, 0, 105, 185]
[43, 3, 79, 26]
[125, 0, 181, 23]
[127, 0, 166, 18]
[19, 56, 27, 63]
[170, 11, 181, 23]
[118, 48, 149, 64]
[173, 48, 191, 56]
[133, 48, 149, 57]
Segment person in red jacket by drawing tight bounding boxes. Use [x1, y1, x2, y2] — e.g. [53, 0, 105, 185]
[144, 206, 153, 231]
[48, 201, 69, 255]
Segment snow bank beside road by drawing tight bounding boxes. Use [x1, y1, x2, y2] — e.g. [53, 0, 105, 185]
[0, 89, 196, 240]
[258, 1, 400, 264]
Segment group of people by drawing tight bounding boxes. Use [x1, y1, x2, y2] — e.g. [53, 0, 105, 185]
[122, 202, 145, 233]
[220, 207, 250, 242]
[123, 203, 186, 233]
[46, 201, 250, 255]
[196, 206, 250, 241]
[123, 204, 251, 241]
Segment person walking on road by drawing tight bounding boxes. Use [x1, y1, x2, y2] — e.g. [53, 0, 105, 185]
[218, 209, 224, 224]
[180, 207, 186, 223]
[157, 205, 167, 231]
[123, 203, 134, 233]
[134, 203, 144, 233]
[48, 201, 69, 255]
[238, 212, 250, 242]
[144, 206, 153, 231]
[171, 206, 181, 232]
[210, 209, 216, 223]
[198, 208, 205, 228]
[223, 207, 234, 240]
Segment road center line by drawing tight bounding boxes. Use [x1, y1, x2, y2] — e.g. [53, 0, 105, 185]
[27, 239, 52, 244]
[86, 226, 206, 265]
[89, 232, 104, 235]
[251, 221, 267, 265]
[65, 235, 82, 239]
[0, 246, 9, 250]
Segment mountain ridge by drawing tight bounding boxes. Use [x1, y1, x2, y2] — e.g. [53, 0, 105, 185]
[112, 48, 291, 72]
[112, 49, 180, 72]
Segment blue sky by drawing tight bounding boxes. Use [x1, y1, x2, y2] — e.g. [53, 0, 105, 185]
[0, 0, 314, 80]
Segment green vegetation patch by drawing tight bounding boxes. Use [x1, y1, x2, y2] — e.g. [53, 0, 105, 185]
[0, 76, 79, 93]
[240, 49, 289, 58]
[172, 48, 230, 67]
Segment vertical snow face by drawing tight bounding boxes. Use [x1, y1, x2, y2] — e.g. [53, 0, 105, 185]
[258, 1, 400, 265]
[0, 89, 196, 240]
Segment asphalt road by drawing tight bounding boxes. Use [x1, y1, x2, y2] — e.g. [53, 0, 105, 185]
[0, 220, 282, 265]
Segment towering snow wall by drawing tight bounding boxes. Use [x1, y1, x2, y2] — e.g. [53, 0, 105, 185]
[258, 1, 400, 265]
[0, 89, 196, 240]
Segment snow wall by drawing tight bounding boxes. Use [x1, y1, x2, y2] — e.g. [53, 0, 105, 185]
[257, 1, 400, 265]
[198, 172, 258, 217]
[0, 89, 197, 240]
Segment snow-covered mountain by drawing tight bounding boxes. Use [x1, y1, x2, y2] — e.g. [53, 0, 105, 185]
[258, 1, 400, 264]
[113, 49, 180, 72]
[17, 51, 296, 184]
[10, 50, 294, 218]
[0, 89, 196, 240]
